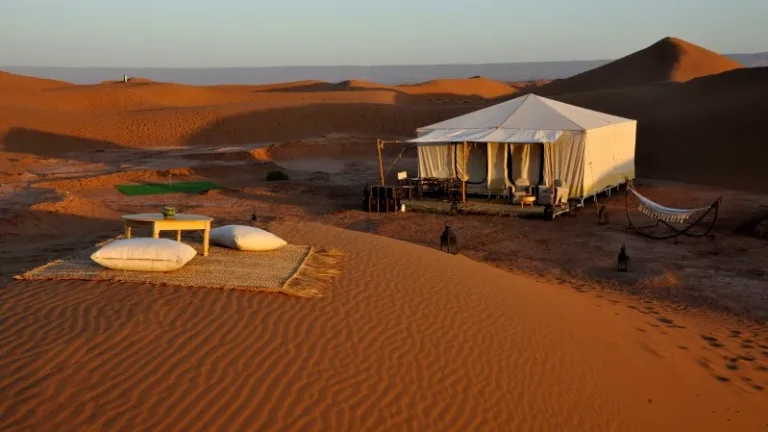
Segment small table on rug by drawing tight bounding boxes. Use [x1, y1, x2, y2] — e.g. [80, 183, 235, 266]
[121, 213, 213, 256]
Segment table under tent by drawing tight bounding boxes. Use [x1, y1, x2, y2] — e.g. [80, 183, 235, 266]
[400, 94, 637, 216]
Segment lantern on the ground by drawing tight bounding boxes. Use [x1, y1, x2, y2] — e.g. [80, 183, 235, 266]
[617, 244, 629, 272]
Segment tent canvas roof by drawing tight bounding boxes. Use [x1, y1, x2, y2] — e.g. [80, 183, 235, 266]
[410, 94, 635, 143]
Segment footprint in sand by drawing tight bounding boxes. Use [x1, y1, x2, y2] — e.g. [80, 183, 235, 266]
[701, 335, 725, 348]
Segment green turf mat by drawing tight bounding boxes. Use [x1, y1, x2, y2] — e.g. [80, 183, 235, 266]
[115, 181, 223, 196]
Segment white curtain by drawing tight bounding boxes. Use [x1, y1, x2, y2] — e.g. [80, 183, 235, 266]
[417, 143, 453, 178]
[487, 142, 507, 193]
[509, 144, 543, 185]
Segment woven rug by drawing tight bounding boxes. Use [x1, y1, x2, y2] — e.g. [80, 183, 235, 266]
[14, 237, 342, 298]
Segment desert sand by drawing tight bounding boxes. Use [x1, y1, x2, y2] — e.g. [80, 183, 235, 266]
[1, 36, 768, 431]
[1, 222, 767, 431]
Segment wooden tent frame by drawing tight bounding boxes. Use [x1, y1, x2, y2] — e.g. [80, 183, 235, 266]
[376, 138, 470, 203]
[378, 139, 561, 205]
[624, 178, 722, 241]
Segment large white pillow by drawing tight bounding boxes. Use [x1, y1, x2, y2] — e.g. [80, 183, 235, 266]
[209, 225, 287, 251]
[91, 238, 197, 272]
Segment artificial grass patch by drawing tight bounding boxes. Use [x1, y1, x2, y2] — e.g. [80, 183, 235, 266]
[115, 181, 222, 196]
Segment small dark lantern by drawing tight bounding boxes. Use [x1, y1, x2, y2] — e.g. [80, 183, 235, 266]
[440, 222, 458, 254]
[617, 244, 629, 272]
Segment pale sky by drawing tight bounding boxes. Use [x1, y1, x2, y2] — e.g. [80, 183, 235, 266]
[1, 0, 766, 67]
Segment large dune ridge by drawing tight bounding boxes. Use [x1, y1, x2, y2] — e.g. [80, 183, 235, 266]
[0, 70, 501, 155]
[1, 222, 766, 431]
[546, 66, 768, 192]
[537, 36, 744, 95]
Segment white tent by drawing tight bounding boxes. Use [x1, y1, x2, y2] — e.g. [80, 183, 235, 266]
[409, 94, 637, 199]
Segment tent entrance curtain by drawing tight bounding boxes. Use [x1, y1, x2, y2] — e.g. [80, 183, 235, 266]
[507, 143, 544, 185]
[454, 143, 487, 184]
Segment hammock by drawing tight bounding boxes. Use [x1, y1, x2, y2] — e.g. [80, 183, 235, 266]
[624, 179, 722, 241]
[628, 186, 712, 223]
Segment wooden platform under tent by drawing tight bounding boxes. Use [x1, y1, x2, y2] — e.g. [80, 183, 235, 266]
[400, 198, 572, 219]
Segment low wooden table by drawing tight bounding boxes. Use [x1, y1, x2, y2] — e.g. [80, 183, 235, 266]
[121, 213, 213, 256]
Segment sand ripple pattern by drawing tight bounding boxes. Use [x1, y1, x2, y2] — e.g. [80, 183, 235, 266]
[5, 223, 764, 431]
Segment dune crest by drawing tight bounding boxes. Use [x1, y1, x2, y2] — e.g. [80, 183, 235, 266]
[0, 70, 72, 89]
[540, 36, 743, 94]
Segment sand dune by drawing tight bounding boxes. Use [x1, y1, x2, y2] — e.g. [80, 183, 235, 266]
[0, 37, 763, 193]
[539, 37, 743, 94]
[400, 77, 518, 98]
[550, 66, 768, 192]
[0, 70, 71, 90]
[0, 222, 765, 431]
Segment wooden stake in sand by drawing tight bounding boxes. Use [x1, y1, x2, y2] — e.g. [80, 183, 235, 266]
[376, 139, 385, 185]
[462, 141, 468, 203]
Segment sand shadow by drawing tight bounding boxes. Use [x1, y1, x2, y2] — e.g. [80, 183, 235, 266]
[251, 80, 501, 104]
[1, 128, 126, 160]
[0, 210, 122, 285]
[183, 103, 474, 147]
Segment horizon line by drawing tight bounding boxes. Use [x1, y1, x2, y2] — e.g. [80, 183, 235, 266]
[2, 50, 763, 70]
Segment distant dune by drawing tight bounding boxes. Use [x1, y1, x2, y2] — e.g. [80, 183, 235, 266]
[538, 37, 744, 94]
[1, 36, 767, 192]
[0, 70, 71, 90]
[251, 77, 518, 99]
[2, 50, 765, 86]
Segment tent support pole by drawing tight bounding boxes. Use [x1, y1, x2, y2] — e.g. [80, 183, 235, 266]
[462, 141, 468, 203]
[376, 139, 385, 185]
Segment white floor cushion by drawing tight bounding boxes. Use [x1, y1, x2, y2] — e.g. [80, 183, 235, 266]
[91, 238, 197, 272]
[210, 225, 287, 251]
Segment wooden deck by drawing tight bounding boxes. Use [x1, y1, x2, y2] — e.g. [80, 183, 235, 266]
[401, 199, 566, 218]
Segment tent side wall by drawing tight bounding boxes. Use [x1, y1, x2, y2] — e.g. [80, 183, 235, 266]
[417, 143, 454, 178]
[581, 121, 637, 198]
[547, 132, 587, 197]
